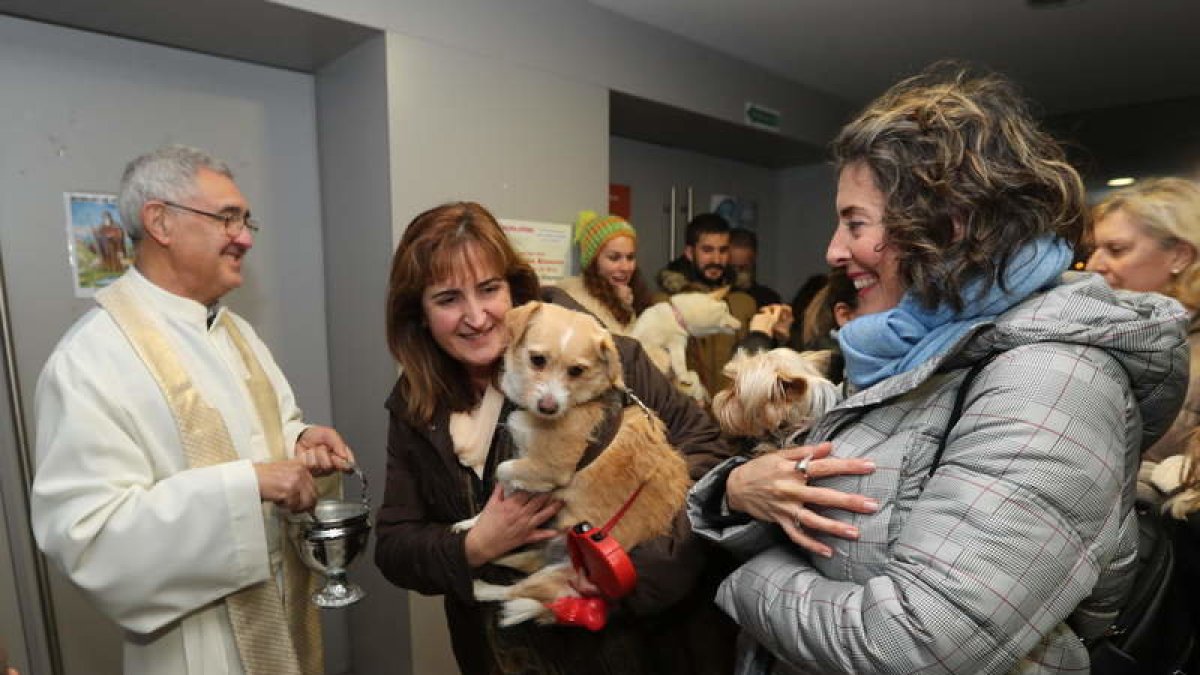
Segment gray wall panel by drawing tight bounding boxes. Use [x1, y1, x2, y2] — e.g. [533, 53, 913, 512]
[314, 35, 406, 675]
[0, 14, 334, 674]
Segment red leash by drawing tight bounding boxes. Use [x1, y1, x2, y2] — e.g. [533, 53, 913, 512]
[548, 483, 645, 630]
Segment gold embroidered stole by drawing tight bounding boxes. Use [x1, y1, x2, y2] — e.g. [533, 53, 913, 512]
[95, 276, 322, 675]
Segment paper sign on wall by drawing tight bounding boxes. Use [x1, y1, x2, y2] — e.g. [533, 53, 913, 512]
[500, 219, 572, 284]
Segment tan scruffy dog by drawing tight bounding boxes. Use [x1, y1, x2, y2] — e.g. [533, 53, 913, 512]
[712, 348, 842, 456]
[629, 288, 741, 403]
[467, 301, 691, 627]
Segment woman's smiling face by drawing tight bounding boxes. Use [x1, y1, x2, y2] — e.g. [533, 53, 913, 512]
[826, 162, 905, 316]
[593, 235, 637, 288]
[421, 243, 512, 381]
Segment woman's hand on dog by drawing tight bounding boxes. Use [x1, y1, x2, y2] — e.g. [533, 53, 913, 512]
[464, 484, 563, 567]
[726, 442, 878, 558]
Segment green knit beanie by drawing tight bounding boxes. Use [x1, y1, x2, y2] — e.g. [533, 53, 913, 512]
[573, 210, 636, 269]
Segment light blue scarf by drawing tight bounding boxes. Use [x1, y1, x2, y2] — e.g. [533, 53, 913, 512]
[838, 236, 1073, 390]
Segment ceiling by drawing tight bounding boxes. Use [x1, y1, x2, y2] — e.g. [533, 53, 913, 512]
[2, 0, 1196, 176]
[0, 0, 376, 73]
[589, 0, 1200, 116]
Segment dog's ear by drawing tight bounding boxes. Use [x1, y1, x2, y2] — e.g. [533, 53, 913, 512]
[709, 285, 730, 301]
[779, 373, 810, 400]
[800, 349, 834, 378]
[596, 331, 624, 388]
[505, 301, 542, 348]
[722, 348, 750, 379]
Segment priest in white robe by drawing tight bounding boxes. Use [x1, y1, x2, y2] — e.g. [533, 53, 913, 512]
[31, 145, 353, 675]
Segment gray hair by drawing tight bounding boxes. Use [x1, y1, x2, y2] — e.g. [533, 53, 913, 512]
[117, 145, 233, 241]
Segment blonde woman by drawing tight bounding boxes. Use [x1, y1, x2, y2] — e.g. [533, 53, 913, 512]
[554, 211, 653, 334]
[1087, 177, 1200, 462]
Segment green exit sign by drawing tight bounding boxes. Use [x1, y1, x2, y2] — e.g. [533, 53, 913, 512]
[744, 102, 781, 132]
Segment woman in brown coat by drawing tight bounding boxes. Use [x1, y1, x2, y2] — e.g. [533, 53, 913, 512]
[375, 201, 736, 674]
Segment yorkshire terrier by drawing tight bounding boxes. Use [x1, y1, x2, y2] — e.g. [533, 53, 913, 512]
[712, 348, 841, 456]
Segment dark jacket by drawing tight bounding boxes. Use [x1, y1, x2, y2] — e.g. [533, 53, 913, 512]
[656, 257, 779, 307]
[656, 255, 732, 295]
[375, 320, 737, 674]
[734, 270, 782, 309]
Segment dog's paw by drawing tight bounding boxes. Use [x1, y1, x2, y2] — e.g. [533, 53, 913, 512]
[508, 478, 558, 493]
[496, 460, 539, 488]
[450, 515, 479, 533]
[472, 579, 510, 603]
[495, 459, 519, 483]
[498, 598, 552, 627]
[676, 372, 710, 402]
[496, 463, 556, 493]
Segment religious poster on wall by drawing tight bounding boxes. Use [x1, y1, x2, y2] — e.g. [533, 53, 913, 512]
[64, 192, 132, 298]
[500, 219, 572, 283]
[710, 194, 759, 231]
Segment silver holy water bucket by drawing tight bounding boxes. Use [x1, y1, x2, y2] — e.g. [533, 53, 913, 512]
[288, 468, 371, 608]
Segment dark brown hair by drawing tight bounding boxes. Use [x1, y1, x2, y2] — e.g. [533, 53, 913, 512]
[581, 264, 653, 325]
[385, 202, 540, 424]
[800, 268, 859, 349]
[831, 62, 1086, 311]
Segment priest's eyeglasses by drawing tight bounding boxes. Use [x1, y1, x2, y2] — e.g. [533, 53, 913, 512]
[161, 200, 261, 236]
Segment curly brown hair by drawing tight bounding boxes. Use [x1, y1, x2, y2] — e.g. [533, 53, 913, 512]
[581, 263, 653, 325]
[385, 202, 540, 424]
[831, 62, 1087, 311]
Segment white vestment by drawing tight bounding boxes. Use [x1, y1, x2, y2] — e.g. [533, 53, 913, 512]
[31, 268, 310, 675]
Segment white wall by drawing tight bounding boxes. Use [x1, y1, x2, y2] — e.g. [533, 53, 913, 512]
[0, 14, 337, 674]
[385, 31, 609, 232]
[271, 0, 850, 148]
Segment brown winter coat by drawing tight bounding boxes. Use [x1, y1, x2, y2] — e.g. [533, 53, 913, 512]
[375, 316, 737, 674]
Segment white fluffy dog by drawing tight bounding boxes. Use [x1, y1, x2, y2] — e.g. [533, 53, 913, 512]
[630, 288, 741, 402]
[712, 348, 841, 455]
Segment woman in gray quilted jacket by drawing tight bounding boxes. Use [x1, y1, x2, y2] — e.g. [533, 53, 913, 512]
[688, 62, 1191, 674]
